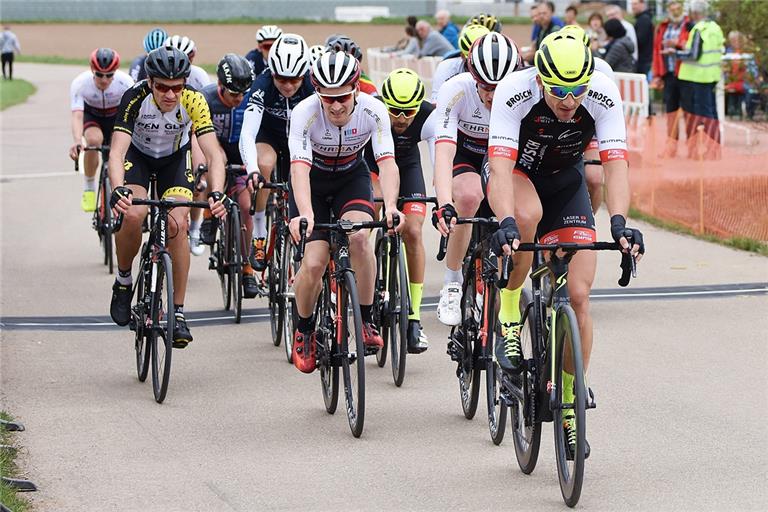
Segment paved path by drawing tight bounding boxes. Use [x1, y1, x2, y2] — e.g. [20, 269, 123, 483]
[2, 64, 767, 511]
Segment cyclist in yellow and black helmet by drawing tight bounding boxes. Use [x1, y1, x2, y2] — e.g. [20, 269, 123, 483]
[430, 24, 491, 102]
[366, 68, 439, 354]
[466, 12, 502, 33]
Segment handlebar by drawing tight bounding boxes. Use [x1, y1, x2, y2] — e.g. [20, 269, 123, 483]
[436, 217, 499, 261]
[74, 144, 110, 172]
[373, 195, 439, 210]
[113, 197, 210, 233]
[248, 174, 289, 215]
[293, 218, 393, 262]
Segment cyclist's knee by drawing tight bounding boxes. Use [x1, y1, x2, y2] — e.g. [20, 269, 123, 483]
[349, 229, 371, 254]
[454, 187, 483, 216]
[168, 209, 189, 239]
[585, 165, 603, 188]
[300, 254, 327, 281]
[401, 219, 423, 246]
[84, 127, 103, 146]
[123, 206, 146, 229]
[568, 283, 591, 312]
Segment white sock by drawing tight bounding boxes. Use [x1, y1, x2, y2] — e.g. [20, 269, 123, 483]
[116, 268, 132, 286]
[84, 177, 96, 192]
[189, 218, 202, 233]
[444, 267, 463, 286]
[253, 210, 267, 239]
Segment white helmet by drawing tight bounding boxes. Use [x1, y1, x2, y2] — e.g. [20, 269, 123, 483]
[164, 35, 196, 56]
[256, 25, 283, 43]
[309, 45, 326, 65]
[310, 51, 360, 89]
[467, 32, 519, 86]
[268, 34, 311, 78]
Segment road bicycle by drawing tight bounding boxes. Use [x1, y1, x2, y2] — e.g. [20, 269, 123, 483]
[76, 145, 114, 273]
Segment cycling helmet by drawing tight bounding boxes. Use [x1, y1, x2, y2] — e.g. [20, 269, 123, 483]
[458, 24, 490, 58]
[256, 25, 283, 43]
[164, 35, 196, 57]
[467, 13, 502, 33]
[268, 34, 311, 78]
[535, 32, 594, 87]
[217, 53, 255, 93]
[90, 48, 120, 73]
[325, 35, 363, 63]
[311, 51, 360, 89]
[144, 46, 191, 80]
[309, 45, 326, 65]
[467, 33, 519, 86]
[381, 68, 424, 109]
[559, 24, 590, 47]
[143, 27, 168, 54]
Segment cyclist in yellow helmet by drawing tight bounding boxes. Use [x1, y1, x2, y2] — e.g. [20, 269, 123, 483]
[430, 24, 491, 102]
[466, 12, 502, 33]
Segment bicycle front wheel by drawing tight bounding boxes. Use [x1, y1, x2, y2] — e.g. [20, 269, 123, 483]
[134, 259, 150, 382]
[374, 231, 388, 368]
[487, 325, 507, 445]
[389, 247, 409, 387]
[279, 233, 299, 362]
[150, 251, 174, 403]
[455, 259, 481, 419]
[339, 270, 365, 437]
[269, 224, 282, 346]
[552, 304, 586, 507]
[102, 173, 114, 274]
[317, 275, 339, 414]
[228, 205, 243, 324]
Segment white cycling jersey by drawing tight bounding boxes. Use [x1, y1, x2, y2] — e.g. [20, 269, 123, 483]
[289, 92, 395, 173]
[70, 70, 134, 116]
[595, 57, 616, 82]
[188, 65, 211, 91]
[434, 72, 490, 156]
[430, 56, 465, 103]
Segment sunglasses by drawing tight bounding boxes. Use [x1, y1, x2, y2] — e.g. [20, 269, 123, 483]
[317, 91, 354, 104]
[274, 75, 303, 85]
[387, 106, 418, 119]
[477, 82, 496, 92]
[94, 72, 115, 79]
[222, 86, 246, 97]
[260, 42, 274, 51]
[543, 83, 589, 100]
[152, 81, 185, 94]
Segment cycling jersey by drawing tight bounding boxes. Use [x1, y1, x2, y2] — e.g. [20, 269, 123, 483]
[289, 92, 395, 173]
[245, 51, 267, 77]
[359, 71, 378, 96]
[201, 83, 249, 164]
[70, 70, 134, 117]
[129, 54, 147, 82]
[188, 65, 211, 91]
[488, 67, 627, 176]
[434, 72, 490, 158]
[430, 57, 465, 102]
[113, 81, 214, 159]
[239, 70, 315, 174]
[367, 99, 437, 170]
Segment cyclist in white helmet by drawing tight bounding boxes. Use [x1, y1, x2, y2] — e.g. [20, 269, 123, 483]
[246, 25, 283, 76]
[164, 35, 210, 90]
[308, 44, 326, 64]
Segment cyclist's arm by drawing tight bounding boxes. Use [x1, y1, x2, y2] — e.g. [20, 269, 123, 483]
[420, 107, 438, 167]
[378, 157, 400, 214]
[107, 130, 131, 188]
[368, 98, 398, 213]
[603, 160, 630, 218]
[239, 100, 265, 174]
[433, 140, 456, 207]
[433, 81, 462, 206]
[69, 75, 86, 154]
[291, 162, 313, 219]
[197, 131, 225, 194]
[287, 99, 315, 221]
[70, 111, 84, 147]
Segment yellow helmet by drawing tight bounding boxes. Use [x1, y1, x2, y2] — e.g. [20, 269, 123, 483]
[467, 13, 502, 33]
[535, 31, 594, 87]
[559, 24, 590, 47]
[459, 24, 490, 58]
[381, 68, 425, 109]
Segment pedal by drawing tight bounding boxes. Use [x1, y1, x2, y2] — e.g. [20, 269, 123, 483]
[208, 256, 217, 270]
[364, 346, 380, 356]
[587, 387, 597, 409]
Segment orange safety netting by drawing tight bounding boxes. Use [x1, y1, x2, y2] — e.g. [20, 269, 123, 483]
[627, 113, 768, 241]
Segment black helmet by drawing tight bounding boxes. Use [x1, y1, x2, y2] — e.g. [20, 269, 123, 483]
[325, 34, 363, 63]
[217, 53, 255, 93]
[144, 46, 191, 80]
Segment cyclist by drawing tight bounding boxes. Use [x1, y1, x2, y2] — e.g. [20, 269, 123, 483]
[246, 25, 283, 76]
[239, 33, 315, 272]
[366, 68, 437, 353]
[68, 48, 134, 212]
[128, 27, 167, 82]
[309, 44, 325, 64]
[200, 53, 260, 299]
[107, 46, 226, 348]
[465, 12, 503, 33]
[163, 35, 210, 91]
[485, 31, 644, 456]
[430, 24, 490, 102]
[431, 33, 521, 327]
[325, 35, 378, 96]
[287, 51, 403, 373]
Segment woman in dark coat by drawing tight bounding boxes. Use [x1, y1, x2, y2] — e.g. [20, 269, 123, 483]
[600, 18, 636, 73]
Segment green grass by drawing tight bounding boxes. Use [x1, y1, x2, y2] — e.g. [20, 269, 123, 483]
[0, 411, 31, 512]
[629, 207, 768, 256]
[17, 54, 88, 66]
[0, 78, 36, 111]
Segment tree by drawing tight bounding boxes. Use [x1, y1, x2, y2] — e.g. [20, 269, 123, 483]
[712, 0, 768, 72]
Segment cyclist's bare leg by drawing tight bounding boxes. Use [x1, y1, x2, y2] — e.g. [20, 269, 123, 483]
[254, 142, 277, 217]
[344, 209, 376, 305]
[402, 212, 425, 283]
[294, 240, 331, 318]
[83, 126, 104, 180]
[166, 202, 191, 305]
[507, 175, 542, 291]
[563, 249, 596, 374]
[584, 147, 603, 214]
[236, 186, 254, 258]
[444, 172, 483, 275]
[371, 174, 383, 219]
[114, 184, 149, 272]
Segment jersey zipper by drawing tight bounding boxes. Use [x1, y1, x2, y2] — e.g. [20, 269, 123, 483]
[334, 126, 343, 173]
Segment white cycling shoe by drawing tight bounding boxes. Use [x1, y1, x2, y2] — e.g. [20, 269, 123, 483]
[189, 229, 205, 256]
[437, 282, 462, 326]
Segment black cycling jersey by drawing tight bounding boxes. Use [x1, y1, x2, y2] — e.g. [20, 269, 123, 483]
[201, 83, 249, 165]
[366, 99, 436, 171]
[244, 68, 315, 139]
[129, 54, 148, 82]
[245, 50, 268, 77]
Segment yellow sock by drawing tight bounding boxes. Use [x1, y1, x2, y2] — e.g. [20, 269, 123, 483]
[498, 285, 523, 325]
[408, 282, 423, 320]
[562, 371, 575, 419]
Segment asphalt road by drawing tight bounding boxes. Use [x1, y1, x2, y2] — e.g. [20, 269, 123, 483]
[1, 64, 767, 511]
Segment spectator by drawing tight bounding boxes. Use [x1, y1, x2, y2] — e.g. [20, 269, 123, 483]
[407, 16, 418, 29]
[670, 0, 724, 158]
[652, 0, 692, 157]
[605, 4, 638, 62]
[0, 26, 21, 80]
[631, 0, 654, 76]
[534, 2, 564, 52]
[587, 12, 608, 50]
[436, 10, 460, 49]
[724, 31, 760, 119]
[393, 26, 420, 56]
[414, 20, 454, 58]
[564, 5, 578, 26]
[600, 19, 636, 73]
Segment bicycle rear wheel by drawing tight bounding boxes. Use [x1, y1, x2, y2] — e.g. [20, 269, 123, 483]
[269, 223, 282, 346]
[102, 173, 114, 274]
[487, 312, 507, 445]
[373, 231, 388, 368]
[278, 233, 298, 363]
[134, 259, 150, 382]
[511, 288, 542, 474]
[339, 270, 365, 437]
[388, 247, 409, 387]
[552, 304, 586, 507]
[228, 205, 243, 324]
[454, 259, 481, 419]
[214, 220, 229, 310]
[150, 252, 174, 403]
[317, 275, 339, 414]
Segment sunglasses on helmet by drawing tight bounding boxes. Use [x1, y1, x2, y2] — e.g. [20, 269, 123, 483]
[543, 82, 589, 100]
[317, 91, 355, 104]
[94, 71, 115, 79]
[152, 81, 185, 94]
[387, 106, 419, 119]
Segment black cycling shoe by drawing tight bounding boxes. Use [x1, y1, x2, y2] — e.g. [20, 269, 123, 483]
[200, 218, 217, 246]
[564, 417, 591, 461]
[406, 319, 428, 354]
[243, 274, 259, 299]
[249, 237, 268, 272]
[495, 322, 522, 373]
[172, 314, 193, 349]
[110, 281, 133, 326]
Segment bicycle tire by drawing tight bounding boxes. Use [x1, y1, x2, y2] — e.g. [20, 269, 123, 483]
[455, 259, 481, 419]
[339, 270, 366, 437]
[214, 221, 229, 310]
[374, 231, 388, 368]
[103, 173, 114, 274]
[511, 288, 542, 473]
[134, 259, 150, 382]
[150, 251, 174, 403]
[318, 275, 339, 414]
[269, 227, 282, 345]
[229, 205, 243, 324]
[278, 232, 298, 363]
[552, 304, 586, 507]
[389, 246, 409, 387]
[487, 300, 507, 444]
